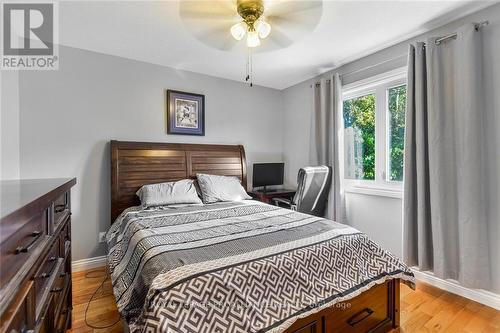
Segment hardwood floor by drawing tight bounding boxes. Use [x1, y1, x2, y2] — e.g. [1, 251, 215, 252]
[69, 268, 123, 333]
[69, 267, 500, 333]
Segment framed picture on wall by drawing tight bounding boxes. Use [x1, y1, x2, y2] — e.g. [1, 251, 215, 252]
[166, 90, 205, 136]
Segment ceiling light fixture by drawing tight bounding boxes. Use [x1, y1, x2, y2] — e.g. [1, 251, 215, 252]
[230, 0, 271, 86]
[230, 0, 271, 48]
[180, 0, 324, 87]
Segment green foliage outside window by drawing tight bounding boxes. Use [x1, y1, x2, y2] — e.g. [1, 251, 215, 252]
[388, 85, 407, 181]
[343, 85, 406, 182]
[343, 94, 376, 180]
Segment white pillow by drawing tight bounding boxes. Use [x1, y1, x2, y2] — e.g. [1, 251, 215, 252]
[196, 173, 251, 204]
[136, 179, 202, 207]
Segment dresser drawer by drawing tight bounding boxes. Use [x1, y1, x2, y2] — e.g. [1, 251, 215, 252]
[52, 192, 70, 231]
[0, 211, 47, 289]
[53, 273, 71, 333]
[51, 268, 69, 317]
[55, 307, 71, 333]
[58, 221, 71, 258]
[325, 283, 390, 333]
[30, 258, 65, 333]
[290, 321, 319, 333]
[0, 281, 34, 333]
[35, 298, 53, 333]
[33, 240, 60, 318]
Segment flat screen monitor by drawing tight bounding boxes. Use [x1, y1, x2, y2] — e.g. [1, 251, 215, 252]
[252, 163, 284, 189]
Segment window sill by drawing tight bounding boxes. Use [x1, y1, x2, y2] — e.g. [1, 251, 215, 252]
[344, 186, 403, 199]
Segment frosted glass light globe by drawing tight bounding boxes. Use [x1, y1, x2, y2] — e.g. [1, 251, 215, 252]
[255, 20, 271, 39]
[246, 30, 261, 47]
[230, 22, 246, 40]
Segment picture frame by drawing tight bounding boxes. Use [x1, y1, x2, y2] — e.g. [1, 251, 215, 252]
[166, 89, 205, 136]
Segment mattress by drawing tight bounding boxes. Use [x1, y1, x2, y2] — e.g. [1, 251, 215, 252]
[106, 200, 415, 333]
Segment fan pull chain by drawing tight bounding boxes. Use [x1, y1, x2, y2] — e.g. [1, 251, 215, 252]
[250, 49, 253, 87]
[245, 50, 250, 82]
[245, 48, 253, 87]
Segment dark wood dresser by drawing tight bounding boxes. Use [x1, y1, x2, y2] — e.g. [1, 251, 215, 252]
[0, 178, 76, 333]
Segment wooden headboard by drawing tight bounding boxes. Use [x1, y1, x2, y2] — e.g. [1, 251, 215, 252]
[110, 140, 247, 222]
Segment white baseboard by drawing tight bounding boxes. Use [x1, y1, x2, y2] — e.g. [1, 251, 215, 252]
[72, 255, 107, 272]
[412, 269, 500, 310]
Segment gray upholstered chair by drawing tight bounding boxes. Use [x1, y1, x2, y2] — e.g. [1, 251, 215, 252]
[273, 166, 332, 217]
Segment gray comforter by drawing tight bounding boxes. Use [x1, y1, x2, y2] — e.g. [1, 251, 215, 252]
[106, 200, 415, 333]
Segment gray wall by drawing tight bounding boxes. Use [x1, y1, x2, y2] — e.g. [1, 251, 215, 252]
[14, 46, 284, 261]
[1, 71, 20, 180]
[281, 4, 500, 293]
[282, 80, 312, 186]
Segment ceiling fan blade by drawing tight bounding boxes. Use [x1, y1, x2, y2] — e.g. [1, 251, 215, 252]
[180, 1, 240, 51]
[267, 12, 319, 27]
[265, 25, 293, 48]
[267, 12, 320, 34]
[179, 0, 323, 52]
[265, 0, 322, 17]
[180, 0, 237, 22]
[190, 23, 238, 51]
[262, 0, 323, 50]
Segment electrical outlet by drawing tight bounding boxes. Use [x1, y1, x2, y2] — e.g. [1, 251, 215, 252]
[98, 232, 107, 243]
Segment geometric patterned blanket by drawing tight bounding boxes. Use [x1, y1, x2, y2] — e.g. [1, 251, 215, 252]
[106, 201, 415, 333]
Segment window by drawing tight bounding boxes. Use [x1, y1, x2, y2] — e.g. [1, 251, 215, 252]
[387, 85, 406, 181]
[342, 68, 407, 193]
[343, 93, 376, 180]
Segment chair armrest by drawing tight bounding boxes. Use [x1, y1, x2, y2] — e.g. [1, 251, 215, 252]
[273, 198, 296, 211]
[273, 197, 291, 206]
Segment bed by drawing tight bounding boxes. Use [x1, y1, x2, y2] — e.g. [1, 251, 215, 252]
[108, 140, 415, 333]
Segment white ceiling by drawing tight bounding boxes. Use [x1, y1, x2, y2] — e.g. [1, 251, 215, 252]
[59, 0, 494, 90]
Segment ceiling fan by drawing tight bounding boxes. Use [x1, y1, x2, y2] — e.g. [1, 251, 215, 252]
[179, 0, 323, 85]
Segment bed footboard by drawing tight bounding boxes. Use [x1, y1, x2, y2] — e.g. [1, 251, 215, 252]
[284, 279, 400, 333]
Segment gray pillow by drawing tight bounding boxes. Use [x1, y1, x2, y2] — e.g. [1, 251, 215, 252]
[196, 173, 252, 204]
[136, 179, 203, 207]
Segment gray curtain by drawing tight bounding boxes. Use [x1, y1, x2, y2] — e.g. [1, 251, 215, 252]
[309, 74, 346, 222]
[404, 24, 490, 288]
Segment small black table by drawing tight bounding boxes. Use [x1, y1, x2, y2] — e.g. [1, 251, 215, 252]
[248, 189, 296, 205]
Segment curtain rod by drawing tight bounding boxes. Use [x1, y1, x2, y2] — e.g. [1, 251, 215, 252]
[311, 20, 489, 87]
[339, 54, 407, 79]
[314, 80, 330, 86]
[434, 21, 489, 45]
[310, 54, 407, 86]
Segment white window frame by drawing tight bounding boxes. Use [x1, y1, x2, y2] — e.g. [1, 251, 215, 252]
[341, 67, 407, 198]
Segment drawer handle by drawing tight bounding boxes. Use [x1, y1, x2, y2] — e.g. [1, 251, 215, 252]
[14, 231, 42, 254]
[347, 308, 374, 327]
[51, 287, 63, 293]
[35, 256, 58, 279]
[54, 204, 66, 213]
